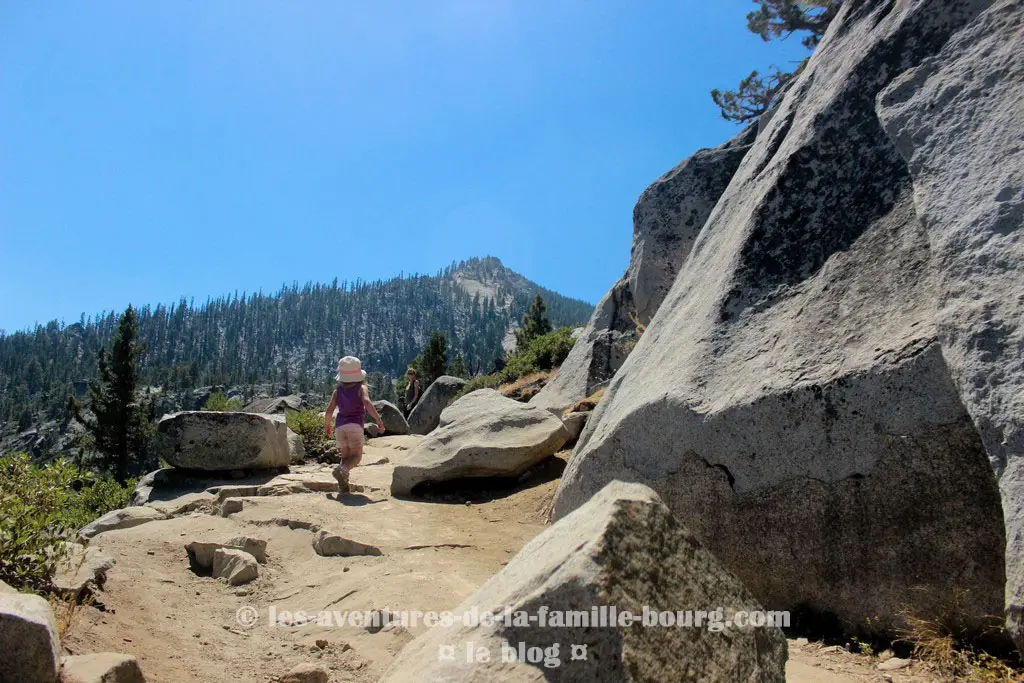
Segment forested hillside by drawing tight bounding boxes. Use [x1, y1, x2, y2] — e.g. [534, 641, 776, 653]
[0, 257, 591, 429]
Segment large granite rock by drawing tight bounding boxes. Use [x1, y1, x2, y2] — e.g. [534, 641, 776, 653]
[554, 0, 1017, 645]
[392, 390, 569, 496]
[153, 411, 291, 471]
[531, 128, 756, 416]
[0, 591, 61, 683]
[382, 481, 787, 682]
[407, 376, 467, 435]
[371, 400, 409, 435]
[875, 0, 1024, 644]
[286, 427, 306, 464]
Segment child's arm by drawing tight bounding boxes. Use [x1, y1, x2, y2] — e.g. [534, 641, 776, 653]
[362, 385, 385, 433]
[324, 390, 337, 436]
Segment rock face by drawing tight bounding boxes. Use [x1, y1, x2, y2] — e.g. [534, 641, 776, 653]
[531, 128, 756, 416]
[392, 390, 569, 496]
[382, 481, 787, 682]
[554, 0, 1020, 645]
[407, 376, 467, 435]
[212, 549, 259, 585]
[312, 530, 382, 557]
[60, 652, 146, 683]
[153, 411, 291, 471]
[0, 591, 61, 683]
[874, 0, 1024, 644]
[78, 507, 167, 544]
[371, 400, 409, 435]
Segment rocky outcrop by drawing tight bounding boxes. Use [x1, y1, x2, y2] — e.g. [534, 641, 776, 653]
[372, 401, 409, 435]
[212, 549, 258, 585]
[0, 591, 61, 683]
[531, 128, 756, 416]
[60, 652, 146, 683]
[312, 530, 382, 557]
[875, 0, 1024, 644]
[407, 376, 467, 435]
[242, 394, 310, 414]
[553, 0, 1018, 645]
[392, 390, 569, 496]
[153, 411, 291, 471]
[382, 481, 787, 682]
[78, 507, 167, 544]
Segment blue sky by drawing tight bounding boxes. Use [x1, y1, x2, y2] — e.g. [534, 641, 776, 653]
[0, 1, 810, 332]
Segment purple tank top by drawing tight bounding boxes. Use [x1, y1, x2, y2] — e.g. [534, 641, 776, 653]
[335, 384, 365, 427]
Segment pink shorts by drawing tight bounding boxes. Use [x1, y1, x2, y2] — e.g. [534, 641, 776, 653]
[334, 423, 364, 456]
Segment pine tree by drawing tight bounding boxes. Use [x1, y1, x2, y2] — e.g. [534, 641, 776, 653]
[80, 305, 153, 484]
[448, 355, 468, 379]
[711, 1, 839, 122]
[420, 332, 449, 386]
[516, 294, 553, 347]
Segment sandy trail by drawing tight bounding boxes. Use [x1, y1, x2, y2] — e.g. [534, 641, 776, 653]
[64, 436, 931, 682]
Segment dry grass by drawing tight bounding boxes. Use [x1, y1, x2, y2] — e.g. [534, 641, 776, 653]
[48, 591, 92, 640]
[498, 371, 551, 398]
[898, 613, 1021, 682]
[566, 387, 606, 415]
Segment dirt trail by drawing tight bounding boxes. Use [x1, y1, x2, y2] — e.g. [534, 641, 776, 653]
[65, 436, 933, 682]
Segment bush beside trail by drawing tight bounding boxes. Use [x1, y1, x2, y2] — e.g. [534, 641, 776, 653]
[0, 452, 134, 593]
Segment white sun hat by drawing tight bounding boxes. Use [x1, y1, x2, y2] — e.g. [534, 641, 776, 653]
[336, 356, 367, 383]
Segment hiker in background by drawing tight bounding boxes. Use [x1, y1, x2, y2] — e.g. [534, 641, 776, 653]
[325, 356, 385, 492]
[404, 368, 421, 417]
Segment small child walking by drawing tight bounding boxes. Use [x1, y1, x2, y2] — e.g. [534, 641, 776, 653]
[324, 356, 385, 492]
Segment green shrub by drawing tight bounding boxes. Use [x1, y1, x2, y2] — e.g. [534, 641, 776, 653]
[0, 452, 135, 593]
[452, 328, 576, 403]
[201, 392, 243, 412]
[286, 409, 335, 462]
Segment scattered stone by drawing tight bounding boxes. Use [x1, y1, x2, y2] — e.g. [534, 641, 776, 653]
[52, 543, 116, 599]
[381, 481, 786, 681]
[78, 507, 167, 544]
[312, 530, 382, 557]
[186, 536, 267, 569]
[153, 411, 291, 471]
[878, 649, 894, 662]
[211, 549, 259, 586]
[220, 499, 243, 517]
[279, 663, 329, 683]
[364, 423, 380, 438]
[392, 390, 569, 495]
[407, 376, 467, 435]
[225, 536, 267, 564]
[877, 658, 911, 672]
[315, 639, 328, 650]
[0, 591, 61, 683]
[59, 652, 146, 683]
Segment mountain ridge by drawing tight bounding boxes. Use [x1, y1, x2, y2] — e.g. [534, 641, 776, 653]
[0, 256, 593, 430]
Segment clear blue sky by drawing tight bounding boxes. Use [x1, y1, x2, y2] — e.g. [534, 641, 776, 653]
[0, 1, 810, 333]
